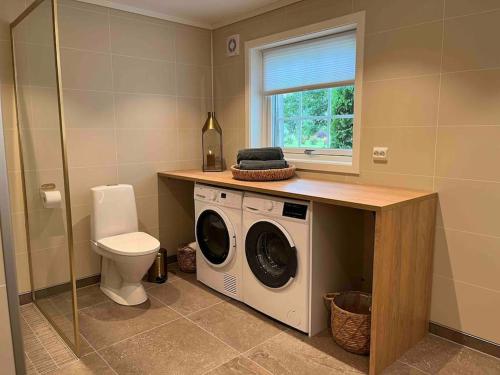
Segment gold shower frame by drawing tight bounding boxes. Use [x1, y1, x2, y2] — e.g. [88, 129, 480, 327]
[10, 0, 80, 355]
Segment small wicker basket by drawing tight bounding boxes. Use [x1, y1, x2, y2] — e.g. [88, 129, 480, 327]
[177, 242, 196, 273]
[323, 291, 372, 355]
[230, 164, 296, 181]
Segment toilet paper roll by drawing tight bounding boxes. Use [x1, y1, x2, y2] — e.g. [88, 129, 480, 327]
[41, 190, 61, 208]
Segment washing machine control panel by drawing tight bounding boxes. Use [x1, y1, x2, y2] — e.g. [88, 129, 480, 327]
[243, 195, 309, 221]
[194, 184, 243, 209]
[282, 202, 308, 220]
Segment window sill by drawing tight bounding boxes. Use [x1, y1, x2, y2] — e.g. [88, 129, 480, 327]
[285, 154, 359, 174]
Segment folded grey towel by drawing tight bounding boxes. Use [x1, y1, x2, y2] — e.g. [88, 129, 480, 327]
[239, 160, 288, 170]
[237, 147, 284, 164]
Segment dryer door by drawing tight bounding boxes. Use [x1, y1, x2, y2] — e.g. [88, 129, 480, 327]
[196, 207, 235, 267]
[245, 220, 297, 289]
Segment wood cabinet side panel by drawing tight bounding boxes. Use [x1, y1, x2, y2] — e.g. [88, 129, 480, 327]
[369, 197, 437, 374]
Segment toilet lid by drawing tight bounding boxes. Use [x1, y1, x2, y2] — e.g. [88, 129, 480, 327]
[97, 232, 160, 256]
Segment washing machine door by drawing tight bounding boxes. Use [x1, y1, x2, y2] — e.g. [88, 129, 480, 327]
[245, 219, 297, 289]
[196, 207, 235, 268]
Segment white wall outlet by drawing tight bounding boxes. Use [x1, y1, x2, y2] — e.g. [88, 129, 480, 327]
[226, 34, 240, 56]
[372, 147, 388, 162]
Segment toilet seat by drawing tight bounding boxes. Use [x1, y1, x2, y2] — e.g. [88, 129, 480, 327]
[97, 232, 160, 256]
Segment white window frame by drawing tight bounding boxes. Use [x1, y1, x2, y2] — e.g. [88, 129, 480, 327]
[245, 11, 365, 174]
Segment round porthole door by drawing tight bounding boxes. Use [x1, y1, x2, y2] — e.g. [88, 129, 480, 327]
[245, 220, 297, 289]
[196, 207, 235, 267]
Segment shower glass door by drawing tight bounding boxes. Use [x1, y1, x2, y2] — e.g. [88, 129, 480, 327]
[11, 0, 79, 354]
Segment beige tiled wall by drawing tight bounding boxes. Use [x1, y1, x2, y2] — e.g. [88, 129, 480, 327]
[213, 0, 500, 344]
[1, 0, 211, 292]
[58, 2, 211, 272]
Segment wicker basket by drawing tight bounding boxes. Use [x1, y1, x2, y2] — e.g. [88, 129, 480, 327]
[230, 164, 296, 181]
[177, 242, 196, 273]
[323, 291, 372, 355]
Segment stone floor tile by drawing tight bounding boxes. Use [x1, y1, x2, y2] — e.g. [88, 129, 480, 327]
[78, 334, 95, 357]
[35, 298, 64, 320]
[246, 329, 369, 375]
[167, 262, 197, 281]
[50, 285, 109, 315]
[21, 287, 499, 375]
[382, 360, 428, 374]
[21, 304, 78, 373]
[206, 356, 272, 375]
[148, 277, 227, 316]
[78, 297, 180, 350]
[189, 300, 285, 352]
[399, 335, 500, 375]
[99, 317, 238, 375]
[25, 355, 38, 375]
[48, 352, 115, 375]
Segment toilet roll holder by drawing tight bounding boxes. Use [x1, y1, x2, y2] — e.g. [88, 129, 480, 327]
[40, 183, 56, 192]
[40, 183, 61, 208]
[40, 183, 57, 200]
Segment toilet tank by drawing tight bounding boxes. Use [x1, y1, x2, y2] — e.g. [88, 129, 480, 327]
[91, 184, 138, 241]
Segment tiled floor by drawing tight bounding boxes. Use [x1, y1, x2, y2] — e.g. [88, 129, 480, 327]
[20, 303, 77, 374]
[21, 264, 500, 374]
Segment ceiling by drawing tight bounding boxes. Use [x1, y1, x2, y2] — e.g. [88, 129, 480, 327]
[80, 0, 302, 29]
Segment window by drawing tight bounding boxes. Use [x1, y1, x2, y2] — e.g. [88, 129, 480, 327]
[246, 12, 365, 173]
[270, 86, 354, 154]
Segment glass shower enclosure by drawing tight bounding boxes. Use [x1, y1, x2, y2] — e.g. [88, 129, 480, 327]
[10, 0, 80, 354]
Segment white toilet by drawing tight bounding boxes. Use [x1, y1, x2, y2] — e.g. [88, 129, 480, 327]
[90, 184, 160, 306]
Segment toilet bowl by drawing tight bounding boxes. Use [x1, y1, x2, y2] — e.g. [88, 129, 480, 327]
[90, 185, 160, 306]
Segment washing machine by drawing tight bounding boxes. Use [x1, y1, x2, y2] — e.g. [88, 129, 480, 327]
[242, 192, 310, 333]
[194, 183, 243, 300]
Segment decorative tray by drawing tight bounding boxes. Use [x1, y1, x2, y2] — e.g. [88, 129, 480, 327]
[230, 164, 296, 181]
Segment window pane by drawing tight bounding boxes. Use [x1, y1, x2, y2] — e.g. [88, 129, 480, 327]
[332, 85, 354, 115]
[302, 89, 328, 117]
[282, 92, 300, 118]
[283, 119, 299, 147]
[301, 119, 329, 148]
[330, 117, 353, 149]
[331, 85, 354, 149]
[272, 85, 355, 152]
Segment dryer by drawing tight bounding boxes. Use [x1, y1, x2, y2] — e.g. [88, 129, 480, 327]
[194, 184, 243, 300]
[242, 192, 310, 333]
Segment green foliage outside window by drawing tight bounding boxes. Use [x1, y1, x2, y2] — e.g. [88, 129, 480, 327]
[331, 86, 354, 149]
[277, 85, 354, 150]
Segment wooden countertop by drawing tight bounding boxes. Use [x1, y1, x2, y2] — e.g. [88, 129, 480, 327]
[158, 170, 436, 211]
